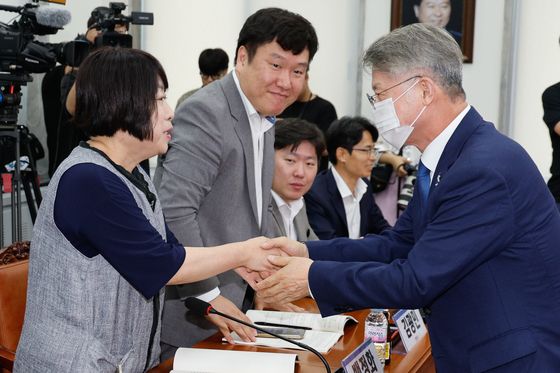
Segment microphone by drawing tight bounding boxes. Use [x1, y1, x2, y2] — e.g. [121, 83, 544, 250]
[0, 4, 24, 13]
[34, 7, 71, 29]
[0, 4, 71, 31]
[185, 297, 331, 373]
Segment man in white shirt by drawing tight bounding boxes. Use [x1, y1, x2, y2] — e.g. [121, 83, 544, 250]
[154, 8, 318, 359]
[304, 117, 390, 239]
[269, 118, 324, 242]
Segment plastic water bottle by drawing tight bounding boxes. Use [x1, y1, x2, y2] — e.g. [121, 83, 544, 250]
[364, 309, 388, 366]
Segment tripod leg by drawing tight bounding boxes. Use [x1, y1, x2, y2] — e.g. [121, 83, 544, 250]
[22, 173, 37, 223]
[11, 172, 21, 242]
[22, 134, 42, 216]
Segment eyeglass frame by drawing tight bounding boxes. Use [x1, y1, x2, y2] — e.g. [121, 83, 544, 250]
[366, 75, 422, 108]
[351, 147, 378, 158]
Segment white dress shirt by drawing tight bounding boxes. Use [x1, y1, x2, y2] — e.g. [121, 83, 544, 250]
[331, 167, 368, 239]
[271, 191, 304, 241]
[233, 70, 274, 229]
[421, 105, 471, 182]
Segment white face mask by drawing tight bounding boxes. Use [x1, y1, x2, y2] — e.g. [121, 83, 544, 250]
[369, 79, 426, 151]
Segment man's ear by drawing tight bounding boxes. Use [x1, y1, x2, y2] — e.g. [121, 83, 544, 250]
[413, 5, 420, 19]
[236, 46, 248, 66]
[420, 77, 436, 105]
[336, 147, 348, 163]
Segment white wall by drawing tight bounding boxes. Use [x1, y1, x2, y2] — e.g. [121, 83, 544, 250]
[142, 0, 245, 108]
[513, 0, 560, 179]
[462, 0, 505, 127]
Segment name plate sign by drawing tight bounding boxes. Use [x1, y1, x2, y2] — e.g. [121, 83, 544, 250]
[393, 309, 427, 352]
[341, 338, 384, 373]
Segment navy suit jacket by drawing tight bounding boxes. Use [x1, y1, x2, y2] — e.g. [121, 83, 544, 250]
[306, 108, 560, 372]
[304, 169, 390, 239]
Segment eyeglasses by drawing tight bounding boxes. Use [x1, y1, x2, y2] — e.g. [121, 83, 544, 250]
[366, 75, 421, 108]
[352, 147, 378, 158]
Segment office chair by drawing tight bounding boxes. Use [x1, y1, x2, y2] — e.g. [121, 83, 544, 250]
[0, 244, 29, 372]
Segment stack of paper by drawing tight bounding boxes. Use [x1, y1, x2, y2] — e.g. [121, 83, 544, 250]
[170, 347, 297, 373]
[229, 310, 357, 353]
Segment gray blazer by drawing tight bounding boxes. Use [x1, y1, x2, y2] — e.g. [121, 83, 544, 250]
[269, 198, 318, 241]
[154, 73, 275, 349]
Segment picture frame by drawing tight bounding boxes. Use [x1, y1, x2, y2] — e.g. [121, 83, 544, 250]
[390, 0, 476, 63]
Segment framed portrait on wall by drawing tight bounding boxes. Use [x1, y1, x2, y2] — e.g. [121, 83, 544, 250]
[391, 0, 476, 63]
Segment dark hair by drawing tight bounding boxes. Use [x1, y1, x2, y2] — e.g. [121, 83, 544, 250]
[326, 116, 379, 165]
[235, 8, 318, 65]
[274, 118, 325, 160]
[198, 48, 229, 76]
[74, 47, 168, 141]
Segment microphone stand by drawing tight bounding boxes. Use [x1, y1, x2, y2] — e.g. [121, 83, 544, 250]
[186, 297, 331, 373]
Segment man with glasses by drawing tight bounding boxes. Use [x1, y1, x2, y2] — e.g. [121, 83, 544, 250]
[304, 116, 390, 240]
[256, 23, 560, 372]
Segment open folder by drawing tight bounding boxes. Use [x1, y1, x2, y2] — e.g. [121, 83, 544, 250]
[228, 309, 357, 353]
[170, 347, 297, 373]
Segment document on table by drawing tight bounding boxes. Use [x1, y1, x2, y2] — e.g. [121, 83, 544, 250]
[170, 347, 297, 373]
[228, 310, 357, 353]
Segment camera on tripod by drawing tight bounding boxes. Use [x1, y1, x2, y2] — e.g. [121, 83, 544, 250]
[0, 1, 89, 244]
[0, 1, 90, 124]
[88, 2, 153, 48]
[397, 163, 417, 210]
[0, 2, 89, 74]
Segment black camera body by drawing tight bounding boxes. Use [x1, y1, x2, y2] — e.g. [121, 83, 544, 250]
[403, 163, 416, 175]
[397, 163, 418, 210]
[0, 2, 90, 124]
[90, 2, 153, 48]
[0, 3, 88, 75]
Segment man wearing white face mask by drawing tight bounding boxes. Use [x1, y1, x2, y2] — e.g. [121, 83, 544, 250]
[367, 75, 426, 152]
[255, 23, 560, 373]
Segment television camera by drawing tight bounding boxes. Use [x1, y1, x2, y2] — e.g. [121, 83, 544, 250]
[89, 2, 153, 48]
[0, 1, 89, 123]
[0, 1, 87, 244]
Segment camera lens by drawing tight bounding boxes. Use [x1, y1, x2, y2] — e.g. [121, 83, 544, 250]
[398, 173, 416, 209]
[403, 163, 415, 175]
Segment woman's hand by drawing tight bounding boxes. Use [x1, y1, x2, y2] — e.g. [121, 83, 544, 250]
[241, 236, 287, 273]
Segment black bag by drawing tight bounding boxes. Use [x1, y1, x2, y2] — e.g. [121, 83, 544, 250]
[0, 129, 45, 168]
[370, 164, 393, 193]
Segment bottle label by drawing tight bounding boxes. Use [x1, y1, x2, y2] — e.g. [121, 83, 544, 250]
[365, 327, 387, 343]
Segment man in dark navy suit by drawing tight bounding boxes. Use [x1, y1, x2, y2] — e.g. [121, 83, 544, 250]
[304, 116, 390, 239]
[256, 23, 560, 372]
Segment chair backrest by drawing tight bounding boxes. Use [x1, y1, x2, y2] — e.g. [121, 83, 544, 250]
[0, 259, 29, 369]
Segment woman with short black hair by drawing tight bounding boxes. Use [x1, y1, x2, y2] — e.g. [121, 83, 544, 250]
[14, 47, 275, 373]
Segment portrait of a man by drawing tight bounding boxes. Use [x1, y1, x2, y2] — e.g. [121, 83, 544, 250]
[392, 0, 475, 62]
[412, 0, 462, 45]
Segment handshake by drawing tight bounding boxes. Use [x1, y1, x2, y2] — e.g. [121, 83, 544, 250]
[236, 237, 314, 306]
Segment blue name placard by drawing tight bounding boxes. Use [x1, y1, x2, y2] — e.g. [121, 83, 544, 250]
[341, 338, 383, 373]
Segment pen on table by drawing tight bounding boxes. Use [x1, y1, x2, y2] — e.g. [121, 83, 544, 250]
[254, 321, 312, 330]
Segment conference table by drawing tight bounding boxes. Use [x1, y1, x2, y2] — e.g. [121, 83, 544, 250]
[149, 298, 435, 373]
